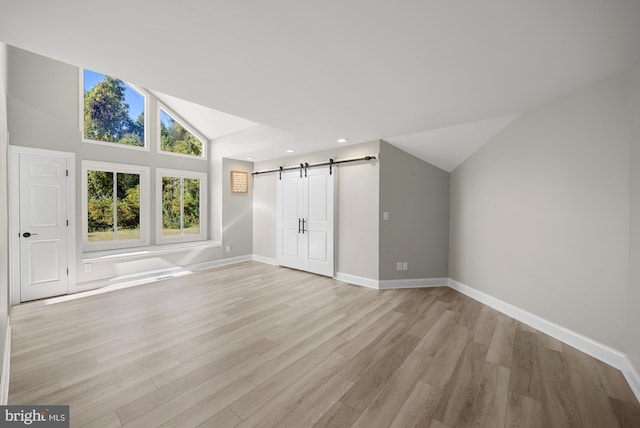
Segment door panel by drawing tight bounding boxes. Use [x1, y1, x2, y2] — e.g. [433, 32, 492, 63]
[307, 231, 327, 262]
[277, 166, 334, 277]
[27, 240, 61, 284]
[29, 185, 60, 227]
[282, 229, 300, 257]
[19, 153, 69, 301]
[307, 175, 327, 221]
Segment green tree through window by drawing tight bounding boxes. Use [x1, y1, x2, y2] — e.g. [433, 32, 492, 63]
[87, 170, 141, 241]
[162, 176, 201, 236]
[83, 69, 145, 147]
[160, 109, 203, 156]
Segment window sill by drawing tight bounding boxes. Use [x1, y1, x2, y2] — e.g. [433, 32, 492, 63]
[82, 240, 221, 262]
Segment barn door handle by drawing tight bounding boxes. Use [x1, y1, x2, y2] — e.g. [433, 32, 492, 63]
[22, 232, 38, 238]
[301, 219, 306, 234]
[298, 218, 302, 234]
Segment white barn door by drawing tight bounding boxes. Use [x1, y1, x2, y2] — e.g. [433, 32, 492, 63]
[277, 166, 335, 277]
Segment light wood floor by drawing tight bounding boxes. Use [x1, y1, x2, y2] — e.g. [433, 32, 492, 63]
[9, 262, 640, 427]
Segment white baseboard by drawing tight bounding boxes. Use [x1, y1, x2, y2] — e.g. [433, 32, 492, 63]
[335, 272, 380, 289]
[379, 277, 448, 289]
[187, 255, 253, 271]
[252, 255, 278, 265]
[1, 319, 11, 405]
[625, 363, 640, 403]
[334, 273, 447, 290]
[448, 278, 640, 402]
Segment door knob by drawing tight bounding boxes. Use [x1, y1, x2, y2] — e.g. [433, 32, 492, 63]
[22, 232, 38, 238]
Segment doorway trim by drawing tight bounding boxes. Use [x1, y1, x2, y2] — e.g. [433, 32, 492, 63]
[9, 146, 76, 304]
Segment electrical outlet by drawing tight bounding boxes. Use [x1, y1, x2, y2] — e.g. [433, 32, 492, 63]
[402, 262, 408, 271]
[225, 245, 231, 253]
[383, 211, 389, 220]
[84, 263, 92, 272]
[396, 262, 403, 271]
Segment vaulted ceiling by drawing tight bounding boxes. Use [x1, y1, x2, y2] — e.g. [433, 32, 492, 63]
[2, 1, 640, 170]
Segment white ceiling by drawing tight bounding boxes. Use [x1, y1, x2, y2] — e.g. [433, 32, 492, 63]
[1, 1, 640, 170]
[386, 115, 519, 172]
[151, 90, 257, 141]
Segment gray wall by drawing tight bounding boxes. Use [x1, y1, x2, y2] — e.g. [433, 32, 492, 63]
[252, 141, 380, 280]
[222, 158, 253, 257]
[379, 141, 449, 280]
[6, 46, 251, 289]
[252, 172, 276, 259]
[0, 42, 9, 393]
[450, 68, 634, 352]
[628, 63, 640, 372]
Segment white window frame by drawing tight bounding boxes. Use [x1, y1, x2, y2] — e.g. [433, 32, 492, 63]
[157, 104, 207, 159]
[156, 168, 208, 244]
[79, 68, 150, 152]
[82, 160, 150, 251]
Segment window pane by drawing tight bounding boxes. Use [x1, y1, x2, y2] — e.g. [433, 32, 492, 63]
[116, 173, 141, 240]
[84, 69, 145, 147]
[160, 109, 203, 157]
[87, 170, 114, 242]
[162, 176, 182, 236]
[183, 178, 200, 235]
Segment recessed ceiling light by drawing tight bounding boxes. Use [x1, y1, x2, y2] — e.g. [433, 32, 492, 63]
[286, 149, 295, 153]
[246, 157, 253, 160]
[337, 138, 348, 143]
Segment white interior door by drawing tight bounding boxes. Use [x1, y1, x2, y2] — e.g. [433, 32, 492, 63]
[276, 166, 335, 277]
[18, 152, 69, 301]
[304, 167, 334, 276]
[277, 170, 305, 271]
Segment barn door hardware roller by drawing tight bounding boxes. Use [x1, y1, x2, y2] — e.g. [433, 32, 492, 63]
[252, 154, 378, 178]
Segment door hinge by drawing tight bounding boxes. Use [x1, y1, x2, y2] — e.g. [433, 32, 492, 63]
[66, 219, 69, 226]
[66, 169, 69, 177]
[66, 268, 69, 275]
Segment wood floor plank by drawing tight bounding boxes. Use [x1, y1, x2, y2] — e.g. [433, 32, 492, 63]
[467, 363, 510, 427]
[78, 411, 122, 428]
[311, 401, 360, 428]
[609, 396, 640, 428]
[407, 300, 448, 338]
[413, 310, 459, 356]
[70, 379, 157, 427]
[235, 353, 348, 428]
[420, 324, 469, 388]
[486, 315, 516, 368]
[117, 353, 265, 424]
[122, 377, 255, 428]
[509, 328, 543, 401]
[471, 305, 499, 346]
[389, 380, 442, 428]
[230, 336, 346, 418]
[193, 409, 242, 428]
[432, 341, 489, 427]
[505, 392, 543, 428]
[563, 344, 622, 428]
[338, 325, 420, 413]
[352, 351, 434, 428]
[274, 374, 353, 428]
[592, 359, 638, 402]
[538, 347, 580, 428]
[7, 262, 637, 428]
